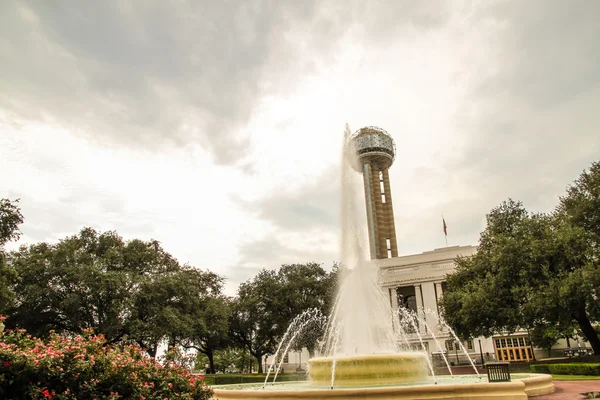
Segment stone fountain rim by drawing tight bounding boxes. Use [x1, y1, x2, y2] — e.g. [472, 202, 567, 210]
[308, 352, 428, 362]
[212, 373, 555, 399]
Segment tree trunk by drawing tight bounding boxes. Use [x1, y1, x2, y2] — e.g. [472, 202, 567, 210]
[148, 342, 158, 359]
[256, 353, 263, 373]
[207, 350, 216, 374]
[574, 307, 600, 355]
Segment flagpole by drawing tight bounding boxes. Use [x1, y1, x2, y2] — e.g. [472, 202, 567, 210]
[442, 215, 448, 247]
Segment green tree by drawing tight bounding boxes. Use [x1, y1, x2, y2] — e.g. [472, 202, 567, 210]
[529, 324, 562, 358]
[229, 263, 340, 372]
[441, 198, 600, 354]
[559, 160, 600, 241]
[7, 227, 229, 359]
[558, 160, 600, 326]
[195, 346, 250, 373]
[8, 228, 180, 340]
[129, 265, 224, 358]
[277, 263, 337, 357]
[440, 200, 535, 338]
[160, 273, 231, 374]
[277, 263, 331, 319]
[0, 198, 23, 245]
[287, 263, 344, 358]
[0, 198, 23, 312]
[229, 269, 281, 373]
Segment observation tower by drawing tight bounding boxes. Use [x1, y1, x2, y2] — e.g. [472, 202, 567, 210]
[347, 126, 398, 259]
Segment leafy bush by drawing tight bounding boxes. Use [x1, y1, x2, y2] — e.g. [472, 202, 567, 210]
[548, 363, 600, 376]
[531, 363, 600, 376]
[530, 364, 551, 374]
[0, 327, 213, 399]
[204, 373, 307, 386]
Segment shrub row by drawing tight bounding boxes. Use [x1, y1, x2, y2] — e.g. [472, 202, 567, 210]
[531, 363, 600, 376]
[204, 373, 307, 386]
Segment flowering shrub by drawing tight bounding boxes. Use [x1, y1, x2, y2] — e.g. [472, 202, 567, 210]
[0, 326, 212, 399]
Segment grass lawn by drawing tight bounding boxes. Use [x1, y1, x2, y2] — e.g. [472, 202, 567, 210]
[552, 375, 600, 381]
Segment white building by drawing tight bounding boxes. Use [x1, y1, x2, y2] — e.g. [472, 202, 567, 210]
[377, 244, 597, 363]
[375, 244, 536, 365]
[376, 245, 492, 364]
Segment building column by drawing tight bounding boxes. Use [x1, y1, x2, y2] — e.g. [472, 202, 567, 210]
[434, 282, 445, 332]
[390, 287, 399, 311]
[434, 282, 444, 314]
[414, 284, 426, 334]
[389, 287, 402, 334]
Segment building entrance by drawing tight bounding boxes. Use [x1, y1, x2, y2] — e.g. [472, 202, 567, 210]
[493, 336, 534, 362]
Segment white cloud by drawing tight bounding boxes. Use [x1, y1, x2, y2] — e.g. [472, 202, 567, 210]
[1, 1, 599, 295]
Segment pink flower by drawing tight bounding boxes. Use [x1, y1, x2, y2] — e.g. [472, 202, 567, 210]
[4, 361, 9, 367]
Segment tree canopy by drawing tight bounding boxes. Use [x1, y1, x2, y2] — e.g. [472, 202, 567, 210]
[229, 263, 338, 372]
[441, 161, 600, 355]
[0, 198, 23, 313]
[5, 227, 229, 363]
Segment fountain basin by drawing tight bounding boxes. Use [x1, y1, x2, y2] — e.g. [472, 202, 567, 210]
[308, 353, 429, 386]
[212, 374, 554, 400]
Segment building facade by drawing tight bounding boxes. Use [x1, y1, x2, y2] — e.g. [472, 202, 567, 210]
[375, 245, 499, 365]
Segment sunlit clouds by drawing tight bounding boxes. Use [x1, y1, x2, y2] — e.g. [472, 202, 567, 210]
[1, 1, 599, 293]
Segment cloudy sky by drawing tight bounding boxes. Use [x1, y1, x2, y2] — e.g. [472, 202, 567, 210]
[1, 0, 599, 294]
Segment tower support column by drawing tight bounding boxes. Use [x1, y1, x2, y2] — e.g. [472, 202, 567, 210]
[370, 165, 387, 258]
[382, 168, 398, 257]
[362, 165, 398, 259]
[363, 162, 379, 259]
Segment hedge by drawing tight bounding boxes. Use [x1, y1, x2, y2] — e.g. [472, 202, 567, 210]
[531, 363, 600, 376]
[530, 364, 551, 374]
[204, 373, 307, 386]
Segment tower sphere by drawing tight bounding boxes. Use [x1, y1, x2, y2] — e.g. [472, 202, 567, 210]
[346, 126, 396, 172]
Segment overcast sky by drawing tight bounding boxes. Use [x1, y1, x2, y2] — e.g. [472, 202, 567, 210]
[1, 0, 599, 295]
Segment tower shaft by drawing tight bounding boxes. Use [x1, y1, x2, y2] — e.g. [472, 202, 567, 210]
[362, 162, 398, 259]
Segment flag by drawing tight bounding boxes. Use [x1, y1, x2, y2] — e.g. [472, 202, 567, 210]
[442, 216, 447, 236]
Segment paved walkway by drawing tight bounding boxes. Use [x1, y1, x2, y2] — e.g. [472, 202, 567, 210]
[533, 380, 600, 400]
